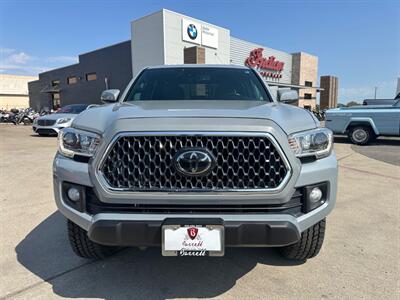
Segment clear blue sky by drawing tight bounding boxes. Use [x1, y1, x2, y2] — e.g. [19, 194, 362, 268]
[1, 0, 399, 104]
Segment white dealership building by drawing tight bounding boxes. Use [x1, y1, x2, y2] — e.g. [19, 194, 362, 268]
[30, 9, 327, 110]
[131, 9, 321, 109]
[0, 74, 38, 109]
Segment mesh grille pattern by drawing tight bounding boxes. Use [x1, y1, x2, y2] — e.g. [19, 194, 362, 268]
[37, 119, 56, 126]
[100, 135, 289, 191]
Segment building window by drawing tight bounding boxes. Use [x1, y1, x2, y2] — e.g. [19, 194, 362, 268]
[304, 93, 312, 99]
[51, 80, 60, 86]
[86, 73, 97, 81]
[305, 81, 313, 87]
[67, 76, 77, 85]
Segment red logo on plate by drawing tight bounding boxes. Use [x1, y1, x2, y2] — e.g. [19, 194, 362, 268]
[187, 227, 199, 240]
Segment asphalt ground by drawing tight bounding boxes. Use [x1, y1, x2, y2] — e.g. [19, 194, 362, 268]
[334, 135, 400, 166]
[1, 124, 399, 300]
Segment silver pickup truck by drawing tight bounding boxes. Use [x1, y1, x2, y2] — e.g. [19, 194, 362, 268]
[54, 65, 337, 261]
[325, 101, 400, 145]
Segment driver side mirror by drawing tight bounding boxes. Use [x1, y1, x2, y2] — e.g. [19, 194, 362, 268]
[101, 89, 120, 103]
[277, 89, 299, 104]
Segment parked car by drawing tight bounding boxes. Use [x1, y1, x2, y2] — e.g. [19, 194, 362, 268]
[33, 104, 89, 136]
[362, 92, 400, 106]
[54, 65, 337, 261]
[325, 100, 400, 145]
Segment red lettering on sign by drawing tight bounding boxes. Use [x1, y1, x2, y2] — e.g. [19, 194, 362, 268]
[245, 48, 284, 79]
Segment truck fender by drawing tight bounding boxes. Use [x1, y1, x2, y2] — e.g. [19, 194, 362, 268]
[345, 117, 379, 135]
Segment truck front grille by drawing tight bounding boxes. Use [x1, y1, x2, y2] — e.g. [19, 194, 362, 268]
[99, 134, 290, 192]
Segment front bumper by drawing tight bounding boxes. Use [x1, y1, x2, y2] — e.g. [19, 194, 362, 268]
[33, 122, 72, 135]
[53, 150, 337, 247]
[89, 219, 300, 247]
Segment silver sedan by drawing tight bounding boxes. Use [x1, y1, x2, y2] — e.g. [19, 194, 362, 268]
[33, 104, 89, 136]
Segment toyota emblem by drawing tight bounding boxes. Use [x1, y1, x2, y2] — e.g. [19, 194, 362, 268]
[174, 148, 215, 176]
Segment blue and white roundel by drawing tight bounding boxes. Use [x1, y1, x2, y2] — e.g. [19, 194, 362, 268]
[187, 24, 198, 40]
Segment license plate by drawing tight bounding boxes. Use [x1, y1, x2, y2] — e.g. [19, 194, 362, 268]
[162, 225, 224, 257]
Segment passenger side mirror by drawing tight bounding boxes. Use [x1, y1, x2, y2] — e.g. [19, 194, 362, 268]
[277, 89, 299, 104]
[101, 89, 120, 103]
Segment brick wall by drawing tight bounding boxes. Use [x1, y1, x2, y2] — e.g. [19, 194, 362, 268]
[291, 52, 318, 109]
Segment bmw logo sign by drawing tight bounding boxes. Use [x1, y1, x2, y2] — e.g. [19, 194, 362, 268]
[187, 24, 198, 40]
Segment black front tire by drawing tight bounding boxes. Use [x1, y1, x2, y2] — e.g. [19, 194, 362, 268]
[348, 126, 373, 145]
[278, 219, 326, 260]
[67, 220, 119, 259]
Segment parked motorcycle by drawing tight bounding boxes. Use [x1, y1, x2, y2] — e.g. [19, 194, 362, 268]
[12, 108, 39, 125]
[0, 110, 8, 123]
[0, 110, 16, 123]
[0, 108, 40, 125]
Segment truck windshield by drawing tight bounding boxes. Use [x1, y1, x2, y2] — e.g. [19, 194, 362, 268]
[125, 67, 271, 101]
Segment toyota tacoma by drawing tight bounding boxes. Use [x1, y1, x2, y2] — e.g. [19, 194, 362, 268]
[54, 65, 337, 260]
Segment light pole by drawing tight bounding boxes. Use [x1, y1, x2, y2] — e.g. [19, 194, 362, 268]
[374, 86, 378, 99]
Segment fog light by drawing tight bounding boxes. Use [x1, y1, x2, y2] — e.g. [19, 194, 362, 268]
[309, 187, 322, 203]
[67, 187, 81, 202]
[304, 183, 327, 212]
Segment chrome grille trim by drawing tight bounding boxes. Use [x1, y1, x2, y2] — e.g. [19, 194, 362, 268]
[96, 132, 292, 193]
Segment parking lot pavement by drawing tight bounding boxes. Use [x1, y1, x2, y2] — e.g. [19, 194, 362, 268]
[334, 136, 400, 166]
[0, 124, 399, 300]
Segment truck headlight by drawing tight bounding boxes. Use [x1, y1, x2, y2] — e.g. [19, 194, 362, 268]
[57, 118, 72, 124]
[288, 128, 333, 159]
[58, 128, 101, 158]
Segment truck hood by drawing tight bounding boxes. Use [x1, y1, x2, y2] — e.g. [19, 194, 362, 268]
[72, 101, 317, 135]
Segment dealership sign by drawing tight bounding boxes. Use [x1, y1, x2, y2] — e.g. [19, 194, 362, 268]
[182, 19, 202, 45]
[245, 48, 284, 79]
[182, 19, 218, 49]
